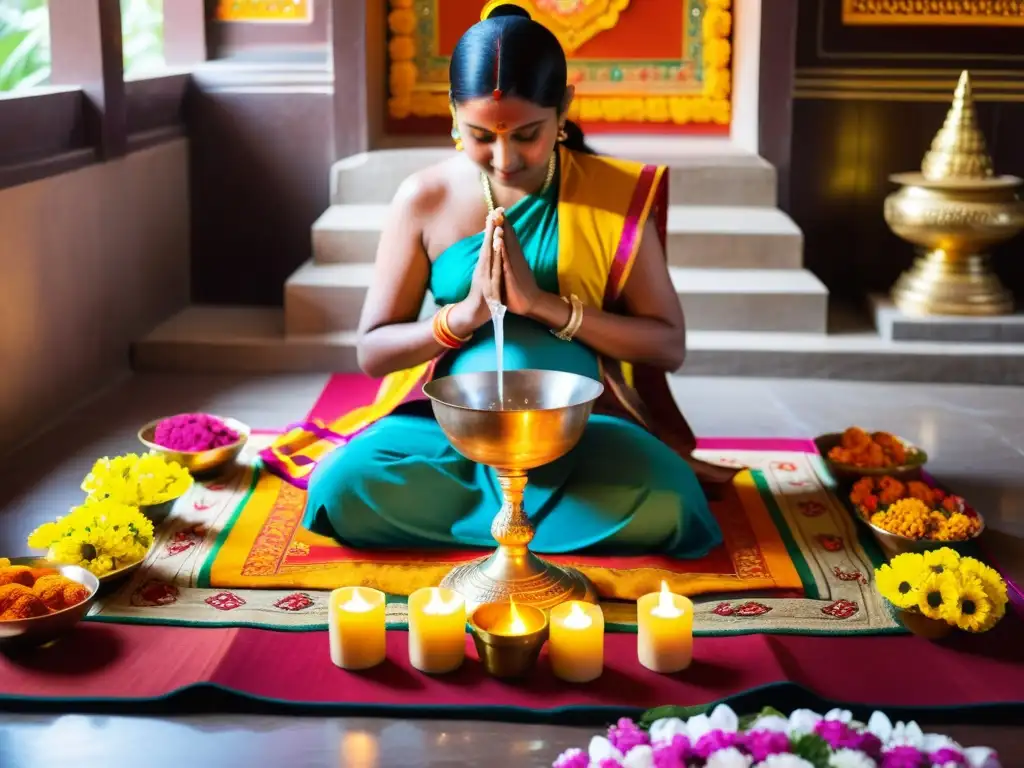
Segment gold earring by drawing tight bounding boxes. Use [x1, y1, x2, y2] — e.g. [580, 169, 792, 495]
[557, 125, 568, 142]
[451, 122, 463, 152]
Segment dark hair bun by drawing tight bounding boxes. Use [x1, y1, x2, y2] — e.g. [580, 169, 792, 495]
[487, 4, 531, 20]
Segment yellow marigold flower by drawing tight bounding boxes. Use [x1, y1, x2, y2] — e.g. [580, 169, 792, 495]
[875, 552, 928, 609]
[923, 548, 960, 575]
[949, 575, 993, 632]
[917, 571, 959, 621]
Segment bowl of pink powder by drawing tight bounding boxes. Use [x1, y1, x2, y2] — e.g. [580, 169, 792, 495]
[138, 413, 250, 475]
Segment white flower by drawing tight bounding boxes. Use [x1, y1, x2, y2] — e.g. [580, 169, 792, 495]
[921, 732, 962, 753]
[684, 713, 714, 742]
[755, 755, 815, 768]
[824, 708, 853, 723]
[828, 748, 877, 768]
[964, 746, 1002, 768]
[648, 717, 687, 746]
[706, 747, 753, 768]
[588, 735, 623, 764]
[708, 704, 741, 734]
[786, 709, 823, 737]
[622, 745, 654, 768]
[749, 714, 790, 733]
[888, 719, 924, 748]
[866, 711, 892, 744]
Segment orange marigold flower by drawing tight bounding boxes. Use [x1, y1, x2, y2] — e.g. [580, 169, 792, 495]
[0, 566, 35, 588]
[906, 481, 934, 504]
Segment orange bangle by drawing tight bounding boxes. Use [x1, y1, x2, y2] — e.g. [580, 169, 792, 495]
[432, 305, 470, 349]
[440, 304, 472, 343]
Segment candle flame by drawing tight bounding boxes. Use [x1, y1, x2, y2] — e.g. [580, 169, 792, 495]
[341, 587, 374, 613]
[651, 580, 682, 619]
[423, 587, 460, 615]
[507, 597, 528, 634]
[563, 601, 592, 630]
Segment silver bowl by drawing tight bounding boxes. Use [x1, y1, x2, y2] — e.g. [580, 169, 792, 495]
[849, 498, 986, 558]
[138, 414, 250, 476]
[0, 557, 100, 648]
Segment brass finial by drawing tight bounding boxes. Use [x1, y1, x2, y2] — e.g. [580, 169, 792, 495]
[921, 70, 994, 181]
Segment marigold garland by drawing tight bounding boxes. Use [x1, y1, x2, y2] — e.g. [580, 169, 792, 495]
[850, 475, 982, 542]
[874, 548, 1008, 633]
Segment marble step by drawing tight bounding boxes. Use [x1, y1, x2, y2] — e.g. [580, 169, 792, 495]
[312, 204, 802, 270]
[283, 261, 828, 335]
[132, 305, 1024, 385]
[330, 142, 776, 208]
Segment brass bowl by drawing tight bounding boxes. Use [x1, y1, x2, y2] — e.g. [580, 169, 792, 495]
[814, 432, 927, 485]
[138, 415, 250, 476]
[423, 369, 604, 470]
[853, 503, 985, 558]
[468, 601, 549, 679]
[0, 557, 100, 648]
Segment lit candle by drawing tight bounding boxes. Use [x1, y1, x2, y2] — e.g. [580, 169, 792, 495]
[492, 597, 528, 635]
[328, 586, 386, 670]
[408, 587, 467, 674]
[549, 600, 604, 683]
[637, 581, 693, 673]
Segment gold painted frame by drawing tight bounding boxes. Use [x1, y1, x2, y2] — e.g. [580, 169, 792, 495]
[386, 0, 732, 125]
[841, 0, 1024, 27]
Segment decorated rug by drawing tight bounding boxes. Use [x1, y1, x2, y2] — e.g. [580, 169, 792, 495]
[2, 618, 1024, 721]
[87, 433, 901, 636]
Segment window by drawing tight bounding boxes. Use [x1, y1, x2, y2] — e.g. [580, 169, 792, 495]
[0, 0, 50, 92]
[121, 0, 164, 78]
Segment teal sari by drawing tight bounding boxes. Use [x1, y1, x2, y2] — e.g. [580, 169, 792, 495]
[301, 178, 723, 558]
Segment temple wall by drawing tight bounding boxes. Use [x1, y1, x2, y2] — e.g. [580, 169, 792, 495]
[0, 141, 190, 456]
[790, 1, 1024, 303]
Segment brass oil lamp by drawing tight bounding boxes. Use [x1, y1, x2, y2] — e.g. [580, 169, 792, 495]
[884, 71, 1024, 316]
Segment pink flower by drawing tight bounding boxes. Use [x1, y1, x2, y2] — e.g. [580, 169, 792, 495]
[882, 745, 927, 767]
[695, 730, 744, 759]
[743, 729, 790, 761]
[608, 718, 650, 754]
[552, 748, 588, 768]
[653, 734, 691, 767]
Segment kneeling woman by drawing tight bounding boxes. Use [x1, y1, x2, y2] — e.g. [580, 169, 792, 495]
[301, 5, 733, 557]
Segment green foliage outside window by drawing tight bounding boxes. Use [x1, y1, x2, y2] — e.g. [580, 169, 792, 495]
[0, 0, 165, 93]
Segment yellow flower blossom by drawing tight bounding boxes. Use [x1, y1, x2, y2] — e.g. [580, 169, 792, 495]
[923, 547, 960, 575]
[81, 452, 192, 507]
[26, 497, 154, 577]
[917, 570, 959, 621]
[875, 552, 928, 609]
[949, 573, 993, 632]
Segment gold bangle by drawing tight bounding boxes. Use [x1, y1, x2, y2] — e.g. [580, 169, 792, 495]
[552, 294, 584, 341]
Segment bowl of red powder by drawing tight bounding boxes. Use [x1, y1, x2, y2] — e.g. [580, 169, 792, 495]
[138, 413, 250, 475]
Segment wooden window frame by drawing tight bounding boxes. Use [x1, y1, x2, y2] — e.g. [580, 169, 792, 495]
[0, 0, 205, 191]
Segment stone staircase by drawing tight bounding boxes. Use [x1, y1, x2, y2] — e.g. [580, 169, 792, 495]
[134, 138, 836, 376]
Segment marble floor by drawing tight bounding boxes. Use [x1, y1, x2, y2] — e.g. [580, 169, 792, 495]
[1, 372, 1023, 766]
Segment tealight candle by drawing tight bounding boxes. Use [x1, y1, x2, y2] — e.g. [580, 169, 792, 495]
[328, 586, 386, 670]
[549, 600, 604, 683]
[637, 581, 693, 674]
[408, 586, 466, 674]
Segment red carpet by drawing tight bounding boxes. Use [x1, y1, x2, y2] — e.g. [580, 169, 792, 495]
[2, 618, 1023, 720]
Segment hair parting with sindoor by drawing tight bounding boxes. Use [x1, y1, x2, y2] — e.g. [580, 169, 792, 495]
[449, 3, 594, 155]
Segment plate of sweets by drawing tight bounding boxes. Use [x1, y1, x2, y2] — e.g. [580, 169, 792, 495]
[815, 426, 927, 484]
[138, 412, 250, 476]
[0, 556, 99, 647]
[848, 475, 984, 555]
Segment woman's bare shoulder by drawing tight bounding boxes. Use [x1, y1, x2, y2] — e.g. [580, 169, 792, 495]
[391, 155, 467, 220]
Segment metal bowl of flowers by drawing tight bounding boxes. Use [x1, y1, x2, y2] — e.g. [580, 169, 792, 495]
[139, 413, 250, 477]
[26, 497, 156, 587]
[0, 556, 100, 648]
[81, 452, 195, 525]
[847, 476, 984, 557]
[816, 427, 927, 486]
